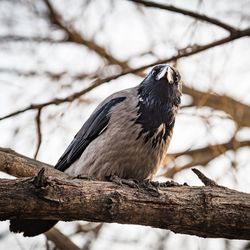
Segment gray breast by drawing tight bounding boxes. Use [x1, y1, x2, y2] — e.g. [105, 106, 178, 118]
[65, 89, 171, 181]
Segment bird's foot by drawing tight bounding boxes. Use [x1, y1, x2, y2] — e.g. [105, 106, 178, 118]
[107, 175, 139, 188]
[158, 180, 188, 187]
[137, 179, 187, 195]
[107, 175, 185, 196]
[138, 179, 160, 196]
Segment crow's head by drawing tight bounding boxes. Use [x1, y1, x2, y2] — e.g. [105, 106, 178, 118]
[139, 64, 182, 107]
[136, 64, 182, 144]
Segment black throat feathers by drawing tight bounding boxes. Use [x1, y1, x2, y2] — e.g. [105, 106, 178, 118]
[135, 80, 180, 147]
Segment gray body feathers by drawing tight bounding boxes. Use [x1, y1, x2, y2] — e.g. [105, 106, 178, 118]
[66, 87, 175, 180]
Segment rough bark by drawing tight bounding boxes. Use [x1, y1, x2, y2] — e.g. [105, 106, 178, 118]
[0, 148, 250, 240]
[0, 170, 250, 240]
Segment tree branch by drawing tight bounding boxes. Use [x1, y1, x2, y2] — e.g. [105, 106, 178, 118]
[183, 86, 250, 127]
[45, 228, 81, 250]
[43, 0, 129, 69]
[0, 35, 65, 43]
[0, 147, 66, 178]
[192, 168, 218, 186]
[34, 108, 42, 159]
[1, 27, 249, 121]
[164, 138, 250, 178]
[128, 0, 238, 33]
[0, 169, 249, 240]
[0, 147, 250, 240]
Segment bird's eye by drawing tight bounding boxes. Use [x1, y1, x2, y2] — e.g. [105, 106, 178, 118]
[151, 69, 158, 77]
[173, 72, 180, 83]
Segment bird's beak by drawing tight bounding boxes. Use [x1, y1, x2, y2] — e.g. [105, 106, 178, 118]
[155, 65, 175, 84]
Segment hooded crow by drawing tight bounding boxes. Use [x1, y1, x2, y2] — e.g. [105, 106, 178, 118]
[10, 64, 182, 236]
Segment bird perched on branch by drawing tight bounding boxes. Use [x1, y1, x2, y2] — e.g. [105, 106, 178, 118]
[10, 64, 182, 236]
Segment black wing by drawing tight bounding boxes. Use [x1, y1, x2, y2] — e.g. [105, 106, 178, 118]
[55, 96, 126, 172]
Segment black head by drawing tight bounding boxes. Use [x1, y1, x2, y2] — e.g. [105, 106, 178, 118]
[138, 64, 182, 107]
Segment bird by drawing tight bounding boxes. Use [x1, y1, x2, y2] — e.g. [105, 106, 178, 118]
[9, 64, 182, 236]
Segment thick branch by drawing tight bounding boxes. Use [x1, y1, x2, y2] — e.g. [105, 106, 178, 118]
[0, 147, 66, 178]
[164, 138, 250, 177]
[183, 87, 250, 127]
[0, 171, 249, 240]
[129, 0, 238, 33]
[0, 147, 250, 240]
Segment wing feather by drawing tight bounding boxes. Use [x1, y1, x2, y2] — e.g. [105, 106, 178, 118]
[55, 96, 126, 171]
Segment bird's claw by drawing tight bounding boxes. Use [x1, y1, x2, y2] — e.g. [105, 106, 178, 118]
[121, 179, 139, 188]
[107, 176, 185, 197]
[139, 179, 160, 196]
[108, 176, 160, 196]
[108, 175, 139, 188]
[158, 180, 184, 187]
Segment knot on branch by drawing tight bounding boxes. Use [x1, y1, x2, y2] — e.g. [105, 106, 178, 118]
[33, 168, 48, 188]
[105, 191, 124, 220]
[32, 168, 61, 204]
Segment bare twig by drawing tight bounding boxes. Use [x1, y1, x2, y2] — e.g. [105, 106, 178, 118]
[71, 222, 103, 236]
[0, 35, 65, 43]
[34, 108, 42, 159]
[45, 228, 81, 250]
[128, 0, 238, 33]
[43, 0, 129, 69]
[192, 168, 218, 186]
[1, 27, 249, 121]
[81, 223, 103, 250]
[241, 241, 250, 250]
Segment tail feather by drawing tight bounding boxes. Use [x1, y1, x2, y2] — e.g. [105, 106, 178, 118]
[10, 219, 58, 237]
